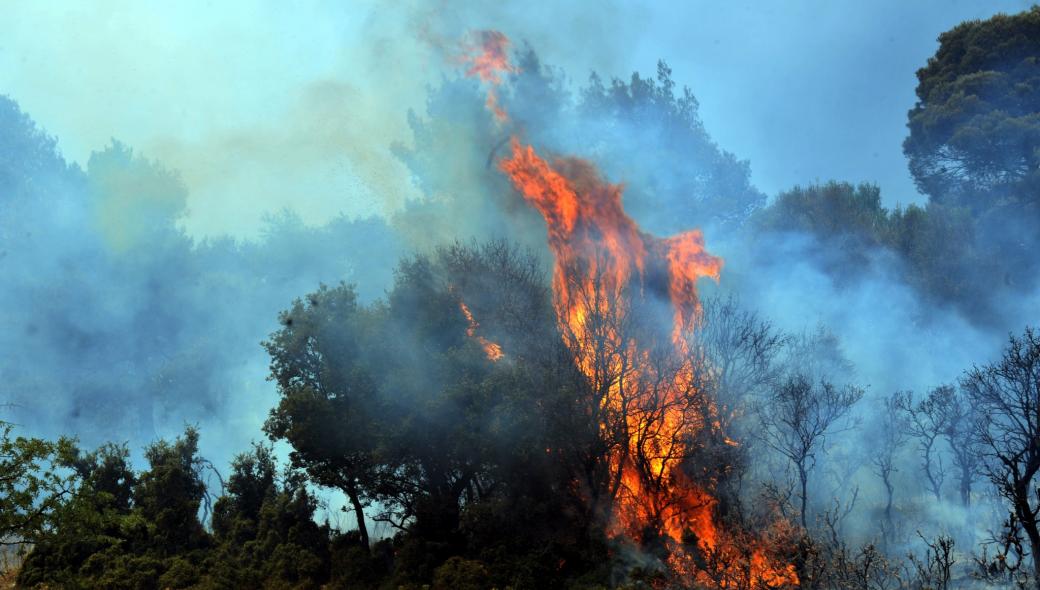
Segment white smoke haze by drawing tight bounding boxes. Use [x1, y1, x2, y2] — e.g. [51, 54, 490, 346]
[1, 0, 1037, 573]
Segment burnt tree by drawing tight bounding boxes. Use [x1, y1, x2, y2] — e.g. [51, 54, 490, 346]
[942, 388, 983, 508]
[962, 327, 1040, 588]
[871, 392, 909, 548]
[897, 385, 952, 502]
[759, 374, 863, 529]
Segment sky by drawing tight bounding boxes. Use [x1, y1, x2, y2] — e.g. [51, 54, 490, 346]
[0, 0, 1033, 238]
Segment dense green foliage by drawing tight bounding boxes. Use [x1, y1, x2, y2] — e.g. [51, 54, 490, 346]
[15, 431, 337, 590]
[7, 243, 610, 589]
[748, 7, 1040, 321]
[263, 242, 611, 588]
[904, 7, 1040, 212]
[0, 422, 75, 548]
[11, 254, 1037, 589]
[750, 182, 991, 315]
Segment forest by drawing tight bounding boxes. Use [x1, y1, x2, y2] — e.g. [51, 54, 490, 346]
[2, 5, 1040, 590]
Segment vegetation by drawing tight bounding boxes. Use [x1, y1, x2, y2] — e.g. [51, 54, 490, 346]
[0, 422, 75, 548]
[6, 245, 1038, 588]
[2, 5, 1040, 590]
[751, 181, 992, 318]
[753, 7, 1040, 319]
[904, 7, 1040, 214]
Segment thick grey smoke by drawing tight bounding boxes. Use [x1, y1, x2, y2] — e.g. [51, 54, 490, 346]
[1, 1, 1037, 561]
[0, 101, 402, 470]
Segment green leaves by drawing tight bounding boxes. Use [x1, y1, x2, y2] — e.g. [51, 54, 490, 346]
[905, 7, 1040, 210]
[0, 420, 76, 547]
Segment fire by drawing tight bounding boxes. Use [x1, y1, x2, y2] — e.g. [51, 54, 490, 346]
[500, 139, 795, 587]
[458, 299, 504, 361]
[459, 30, 797, 587]
[458, 30, 516, 122]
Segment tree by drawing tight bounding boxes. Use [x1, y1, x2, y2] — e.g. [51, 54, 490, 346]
[897, 385, 953, 501]
[883, 202, 989, 312]
[207, 446, 332, 589]
[904, 7, 1040, 212]
[212, 442, 277, 541]
[962, 327, 1040, 588]
[64, 442, 136, 514]
[550, 256, 721, 546]
[0, 95, 78, 208]
[694, 295, 787, 516]
[17, 428, 212, 589]
[749, 180, 999, 317]
[871, 392, 909, 547]
[263, 283, 379, 549]
[759, 374, 863, 529]
[134, 427, 209, 556]
[754, 182, 887, 242]
[941, 387, 983, 508]
[16, 442, 137, 588]
[0, 420, 75, 547]
[752, 182, 887, 281]
[368, 241, 578, 562]
[263, 242, 599, 584]
[696, 295, 787, 413]
[577, 60, 766, 232]
[395, 51, 765, 250]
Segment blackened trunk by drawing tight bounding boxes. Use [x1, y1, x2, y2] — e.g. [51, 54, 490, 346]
[959, 465, 972, 507]
[798, 463, 809, 529]
[1013, 479, 1040, 590]
[1027, 524, 1040, 590]
[1022, 506, 1040, 590]
[883, 473, 895, 549]
[924, 439, 942, 502]
[345, 483, 370, 549]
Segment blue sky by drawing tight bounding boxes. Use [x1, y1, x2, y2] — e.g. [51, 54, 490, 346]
[0, 0, 1032, 237]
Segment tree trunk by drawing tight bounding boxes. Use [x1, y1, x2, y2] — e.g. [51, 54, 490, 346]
[924, 441, 943, 502]
[883, 473, 895, 549]
[798, 463, 809, 529]
[1014, 456, 1040, 590]
[1015, 489, 1040, 590]
[959, 466, 971, 507]
[1028, 527, 1040, 590]
[344, 483, 370, 549]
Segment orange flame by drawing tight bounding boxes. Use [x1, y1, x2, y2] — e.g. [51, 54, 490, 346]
[459, 29, 796, 587]
[458, 299, 504, 361]
[500, 139, 795, 587]
[458, 30, 516, 122]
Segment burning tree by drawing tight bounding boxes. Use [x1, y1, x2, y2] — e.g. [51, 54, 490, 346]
[269, 27, 806, 589]
[496, 140, 798, 587]
[447, 28, 799, 587]
[263, 242, 613, 584]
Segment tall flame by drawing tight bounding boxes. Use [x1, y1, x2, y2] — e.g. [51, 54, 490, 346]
[458, 30, 516, 122]
[500, 140, 795, 587]
[460, 30, 796, 587]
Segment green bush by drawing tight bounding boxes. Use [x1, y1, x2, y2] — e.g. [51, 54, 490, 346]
[432, 556, 491, 590]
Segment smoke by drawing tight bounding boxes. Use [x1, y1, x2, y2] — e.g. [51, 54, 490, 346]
[1, 0, 1037, 561]
[380, 30, 1037, 557]
[0, 98, 403, 472]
